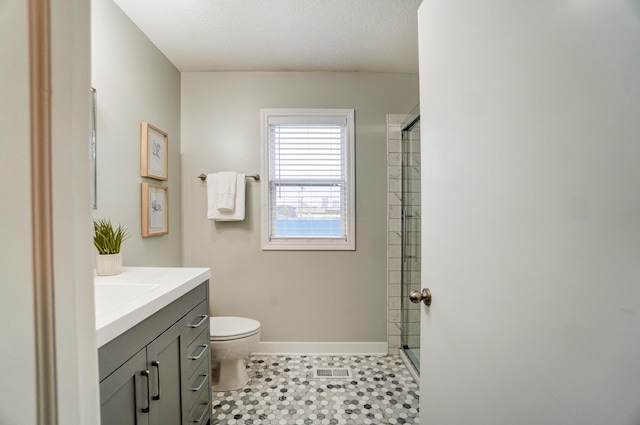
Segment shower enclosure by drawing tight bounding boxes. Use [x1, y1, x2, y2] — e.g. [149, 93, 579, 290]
[400, 105, 421, 372]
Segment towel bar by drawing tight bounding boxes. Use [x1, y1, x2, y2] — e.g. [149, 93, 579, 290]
[198, 173, 260, 182]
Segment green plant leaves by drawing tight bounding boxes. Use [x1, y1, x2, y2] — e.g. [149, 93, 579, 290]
[93, 218, 130, 255]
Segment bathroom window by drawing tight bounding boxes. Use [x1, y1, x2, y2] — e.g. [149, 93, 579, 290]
[261, 109, 355, 250]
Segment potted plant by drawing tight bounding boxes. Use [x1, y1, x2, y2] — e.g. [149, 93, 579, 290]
[93, 218, 130, 276]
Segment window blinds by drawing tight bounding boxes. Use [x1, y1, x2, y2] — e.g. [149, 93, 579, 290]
[268, 122, 348, 239]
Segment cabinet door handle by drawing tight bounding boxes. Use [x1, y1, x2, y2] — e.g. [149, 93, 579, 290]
[151, 360, 161, 400]
[192, 402, 209, 423]
[189, 373, 209, 392]
[140, 370, 151, 413]
[188, 314, 208, 329]
[188, 344, 208, 361]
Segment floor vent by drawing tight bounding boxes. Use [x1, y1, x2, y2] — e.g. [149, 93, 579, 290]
[312, 367, 353, 379]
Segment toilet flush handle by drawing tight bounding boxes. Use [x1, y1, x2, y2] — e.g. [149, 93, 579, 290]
[409, 288, 432, 306]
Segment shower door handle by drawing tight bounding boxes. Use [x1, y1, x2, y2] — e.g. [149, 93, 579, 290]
[410, 288, 432, 306]
[401, 208, 407, 263]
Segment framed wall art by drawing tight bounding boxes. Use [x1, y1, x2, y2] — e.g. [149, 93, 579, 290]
[141, 183, 168, 237]
[140, 122, 168, 180]
[90, 87, 97, 209]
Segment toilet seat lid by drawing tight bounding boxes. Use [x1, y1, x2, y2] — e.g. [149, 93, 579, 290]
[210, 316, 261, 339]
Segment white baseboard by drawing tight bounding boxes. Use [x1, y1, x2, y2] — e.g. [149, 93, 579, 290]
[254, 342, 388, 355]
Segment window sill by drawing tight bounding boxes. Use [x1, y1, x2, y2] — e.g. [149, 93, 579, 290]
[262, 238, 355, 251]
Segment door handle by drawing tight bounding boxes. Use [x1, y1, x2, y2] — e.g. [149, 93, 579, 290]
[151, 360, 161, 400]
[410, 288, 432, 306]
[401, 208, 407, 263]
[140, 370, 151, 413]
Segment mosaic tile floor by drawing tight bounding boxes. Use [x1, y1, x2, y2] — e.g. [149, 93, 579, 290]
[211, 355, 419, 425]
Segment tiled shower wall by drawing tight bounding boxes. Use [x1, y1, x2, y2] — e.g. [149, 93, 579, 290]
[386, 114, 422, 355]
[387, 114, 404, 354]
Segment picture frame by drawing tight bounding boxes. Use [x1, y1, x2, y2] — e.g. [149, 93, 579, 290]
[141, 183, 168, 237]
[140, 122, 168, 180]
[90, 87, 97, 209]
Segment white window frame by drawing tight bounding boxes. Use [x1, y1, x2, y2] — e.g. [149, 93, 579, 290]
[260, 108, 355, 251]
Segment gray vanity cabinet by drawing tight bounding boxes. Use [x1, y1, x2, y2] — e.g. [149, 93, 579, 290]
[147, 320, 184, 425]
[100, 349, 149, 425]
[99, 282, 211, 425]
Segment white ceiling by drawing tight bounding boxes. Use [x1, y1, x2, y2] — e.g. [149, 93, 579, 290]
[112, 0, 422, 73]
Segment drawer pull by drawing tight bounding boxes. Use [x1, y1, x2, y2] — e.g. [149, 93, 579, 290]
[188, 314, 208, 329]
[189, 373, 209, 392]
[192, 402, 209, 423]
[188, 344, 208, 361]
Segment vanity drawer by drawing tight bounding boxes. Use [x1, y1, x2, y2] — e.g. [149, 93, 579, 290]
[186, 327, 209, 379]
[187, 355, 210, 412]
[184, 300, 209, 346]
[189, 389, 211, 425]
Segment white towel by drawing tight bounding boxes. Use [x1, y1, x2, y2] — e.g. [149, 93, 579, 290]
[217, 171, 237, 211]
[207, 173, 246, 221]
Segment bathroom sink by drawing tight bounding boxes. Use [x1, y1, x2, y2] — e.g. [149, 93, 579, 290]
[94, 283, 160, 315]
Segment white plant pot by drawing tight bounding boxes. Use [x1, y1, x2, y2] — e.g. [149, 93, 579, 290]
[96, 253, 122, 276]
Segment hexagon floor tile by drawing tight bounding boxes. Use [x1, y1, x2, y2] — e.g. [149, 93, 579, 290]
[211, 355, 419, 425]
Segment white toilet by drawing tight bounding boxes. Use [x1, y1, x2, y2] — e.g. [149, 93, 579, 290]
[209, 316, 261, 391]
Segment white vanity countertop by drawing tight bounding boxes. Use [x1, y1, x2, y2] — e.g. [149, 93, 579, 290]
[95, 267, 211, 348]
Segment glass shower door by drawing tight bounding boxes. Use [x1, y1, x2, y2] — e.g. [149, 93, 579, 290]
[400, 105, 421, 371]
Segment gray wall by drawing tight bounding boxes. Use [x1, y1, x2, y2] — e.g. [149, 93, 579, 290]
[91, 0, 182, 266]
[181, 72, 419, 343]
